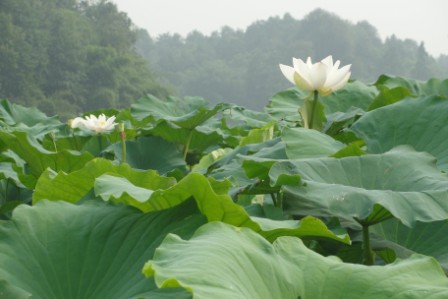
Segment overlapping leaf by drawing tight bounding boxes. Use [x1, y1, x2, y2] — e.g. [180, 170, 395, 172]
[282, 127, 345, 159]
[0, 200, 204, 299]
[0, 130, 93, 178]
[273, 147, 448, 226]
[375, 75, 448, 98]
[351, 96, 448, 171]
[33, 158, 176, 204]
[131, 95, 227, 129]
[109, 136, 186, 174]
[94, 172, 349, 243]
[371, 218, 448, 272]
[265, 81, 377, 120]
[144, 222, 448, 299]
[0, 100, 63, 138]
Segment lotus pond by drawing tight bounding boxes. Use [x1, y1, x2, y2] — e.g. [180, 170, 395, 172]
[1, 74, 448, 298]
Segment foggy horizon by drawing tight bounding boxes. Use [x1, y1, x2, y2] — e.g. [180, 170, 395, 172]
[112, 0, 448, 57]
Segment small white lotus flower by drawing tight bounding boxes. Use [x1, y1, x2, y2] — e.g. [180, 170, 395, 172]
[279, 55, 351, 96]
[70, 114, 117, 133]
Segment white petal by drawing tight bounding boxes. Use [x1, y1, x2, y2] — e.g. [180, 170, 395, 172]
[104, 116, 117, 130]
[293, 58, 314, 87]
[293, 72, 314, 91]
[306, 57, 313, 67]
[70, 117, 85, 129]
[293, 57, 304, 70]
[329, 71, 351, 92]
[321, 55, 333, 67]
[310, 62, 328, 90]
[325, 64, 351, 90]
[279, 64, 296, 85]
[98, 114, 107, 122]
[333, 60, 341, 69]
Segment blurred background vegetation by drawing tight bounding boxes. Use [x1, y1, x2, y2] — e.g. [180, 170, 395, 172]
[1, 0, 447, 117]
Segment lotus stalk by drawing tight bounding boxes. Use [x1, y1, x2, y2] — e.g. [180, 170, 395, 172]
[362, 224, 375, 266]
[183, 129, 194, 162]
[119, 123, 126, 164]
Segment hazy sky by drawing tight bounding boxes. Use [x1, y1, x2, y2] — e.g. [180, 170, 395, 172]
[112, 0, 447, 57]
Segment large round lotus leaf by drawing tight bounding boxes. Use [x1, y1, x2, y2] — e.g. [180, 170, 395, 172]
[144, 222, 448, 299]
[282, 127, 345, 159]
[351, 96, 448, 171]
[320, 80, 378, 114]
[109, 136, 186, 174]
[374, 75, 448, 97]
[131, 95, 226, 129]
[265, 81, 376, 120]
[0, 200, 204, 299]
[371, 218, 448, 272]
[0, 99, 63, 138]
[272, 146, 448, 227]
[93, 172, 349, 244]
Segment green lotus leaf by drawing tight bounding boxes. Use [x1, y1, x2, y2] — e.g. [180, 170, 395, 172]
[239, 121, 275, 146]
[33, 158, 176, 204]
[0, 130, 94, 179]
[131, 95, 227, 129]
[282, 127, 345, 159]
[95, 174, 154, 203]
[94, 172, 349, 243]
[274, 146, 448, 227]
[222, 105, 273, 129]
[371, 218, 448, 272]
[144, 222, 448, 299]
[109, 136, 186, 174]
[351, 96, 448, 171]
[0, 280, 31, 299]
[367, 86, 413, 110]
[192, 148, 232, 172]
[375, 75, 448, 98]
[265, 81, 377, 124]
[0, 162, 35, 189]
[147, 120, 224, 153]
[207, 138, 287, 193]
[324, 106, 365, 136]
[0, 200, 204, 299]
[320, 80, 378, 114]
[0, 99, 63, 138]
[264, 88, 306, 122]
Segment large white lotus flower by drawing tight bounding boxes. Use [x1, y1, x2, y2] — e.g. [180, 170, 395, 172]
[70, 114, 117, 133]
[280, 55, 351, 96]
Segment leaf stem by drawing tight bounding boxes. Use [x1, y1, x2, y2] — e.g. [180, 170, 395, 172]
[362, 224, 375, 265]
[309, 90, 319, 129]
[183, 129, 194, 162]
[98, 134, 103, 156]
[270, 191, 284, 208]
[71, 130, 80, 151]
[50, 132, 59, 171]
[270, 193, 277, 206]
[50, 132, 58, 153]
[119, 123, 126, 164]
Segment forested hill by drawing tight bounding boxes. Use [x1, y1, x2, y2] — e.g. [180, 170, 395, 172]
[0, 0, 169, 118]
[136, 9, 448, 110]
[2, 3, 447, 115]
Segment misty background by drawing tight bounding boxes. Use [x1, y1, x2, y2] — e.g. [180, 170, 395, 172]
[1, 0, 447, 117]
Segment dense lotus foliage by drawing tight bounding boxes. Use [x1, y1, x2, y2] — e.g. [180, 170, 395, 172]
[1, 74, 448, 298]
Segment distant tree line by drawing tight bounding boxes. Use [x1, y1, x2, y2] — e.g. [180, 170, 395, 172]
[2, 4, 447, 115]
[0, 0, 169, 118]
[136, 9, 448, 110]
